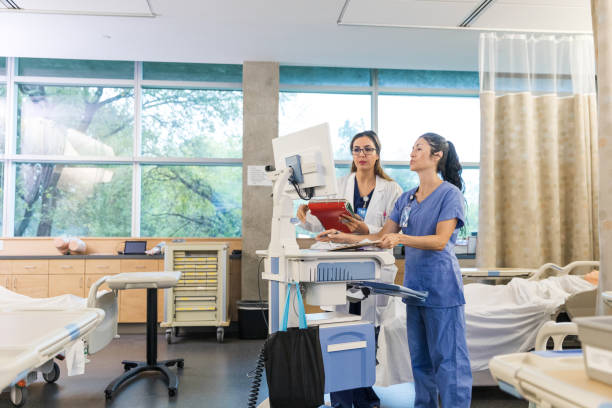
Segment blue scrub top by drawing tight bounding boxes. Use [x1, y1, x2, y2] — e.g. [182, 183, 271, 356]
[389, 181, 466, 308]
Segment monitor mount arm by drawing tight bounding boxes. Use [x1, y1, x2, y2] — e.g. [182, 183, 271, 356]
[266, 167, 300, 256]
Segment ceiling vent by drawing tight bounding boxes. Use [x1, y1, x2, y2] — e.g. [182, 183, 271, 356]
[0, 0, 155, 17]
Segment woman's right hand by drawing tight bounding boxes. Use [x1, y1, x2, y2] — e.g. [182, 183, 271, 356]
[297, 204, 309, 223]
[315, 229, 353, 243]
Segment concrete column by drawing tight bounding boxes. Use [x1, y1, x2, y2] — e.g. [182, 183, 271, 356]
[241, 61, 279, 301]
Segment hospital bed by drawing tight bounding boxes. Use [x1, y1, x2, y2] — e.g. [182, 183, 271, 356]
[376, 261, 599, 388]
[0, 277, 118, 407]
[490, 319, 612, 407]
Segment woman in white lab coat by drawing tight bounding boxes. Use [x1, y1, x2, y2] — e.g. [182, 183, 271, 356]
[297, 130, 402, 408]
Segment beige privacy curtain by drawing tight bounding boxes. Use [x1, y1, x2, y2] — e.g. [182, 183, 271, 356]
[477, 33, 599, 268]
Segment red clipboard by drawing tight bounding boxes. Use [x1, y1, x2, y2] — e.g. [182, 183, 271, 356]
[307, 199, 356, 233]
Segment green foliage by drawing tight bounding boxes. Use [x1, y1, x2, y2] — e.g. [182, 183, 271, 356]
[141, 89, 242, 158]
[13, 85, 244, 237]
[141, 165, 241, 237]
[16, 85, 134, 155]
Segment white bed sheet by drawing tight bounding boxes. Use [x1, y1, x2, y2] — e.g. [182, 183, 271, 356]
[375, 275, 595, 387]
[0, 286, 86, 310]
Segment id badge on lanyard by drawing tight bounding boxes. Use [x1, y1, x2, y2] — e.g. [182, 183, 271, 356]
[356, 207, 367, 220]
[400, 205, 411, 228]
[400, 193, 416, 228]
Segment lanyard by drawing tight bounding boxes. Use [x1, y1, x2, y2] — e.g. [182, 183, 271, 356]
[400, 190, 418, 228]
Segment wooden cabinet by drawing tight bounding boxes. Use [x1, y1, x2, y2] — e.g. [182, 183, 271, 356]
[85, 274, 114, 295]
[12, 260, 48, 275]
[0, 274, 10, 289]
[120, 259, 157, 273]
[119, 289, 165, 323]
[49, 274, 84, 297]
[118, 259, 161, 323]
[12, 274, 48, 297]
[86, 259, 120, 275]
[49, 259, 84, 275]
[1, 257, 167, 322]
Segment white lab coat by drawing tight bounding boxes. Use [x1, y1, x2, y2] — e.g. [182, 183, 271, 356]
[300, 172, 403, 324]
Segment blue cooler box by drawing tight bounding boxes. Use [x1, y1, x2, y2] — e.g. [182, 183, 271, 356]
[318, 321, 376, 393]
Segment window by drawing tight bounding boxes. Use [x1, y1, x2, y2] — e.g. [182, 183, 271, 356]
[17, 58, 134, 79]
[17, 85, 134, 156]
[140, 165, 242, 237]
[141, 88, 242, 158]
[2, 58, 243, 237]
[0, 84, 5, 153]
[279, 92, 371, 160]
[14, 163, 131, 236]
[280, 66, 480, 238]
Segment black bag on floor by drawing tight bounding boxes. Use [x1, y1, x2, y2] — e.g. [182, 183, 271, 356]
[264, 282, 325, 408]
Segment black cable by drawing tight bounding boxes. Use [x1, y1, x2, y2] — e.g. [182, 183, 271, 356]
[290, 179, 314, 201]
[247, 257, 269, 408]
[247, 346, 266, 408]
[256, 257, 268, 329]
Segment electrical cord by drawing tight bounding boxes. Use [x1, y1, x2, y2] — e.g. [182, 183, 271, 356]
[290, 179, 314, 201]
[247, 256, 268, 408]
[247, 346, 266, 408]
[256, 257, 268, 329]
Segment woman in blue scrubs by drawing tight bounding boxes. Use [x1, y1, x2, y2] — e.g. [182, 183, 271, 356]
[317, 133, 472, 408]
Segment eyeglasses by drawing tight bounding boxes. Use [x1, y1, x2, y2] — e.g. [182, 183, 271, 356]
[351, 147, 377, 156]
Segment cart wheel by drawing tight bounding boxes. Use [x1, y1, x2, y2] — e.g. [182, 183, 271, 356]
[165, 330, 172, 344]
[43, 362, 60, 383]
[173, 327, 180, 337]
[10, 386, 27, 407]
[216, 327, 224, 343]
[168, 387, 177, 397]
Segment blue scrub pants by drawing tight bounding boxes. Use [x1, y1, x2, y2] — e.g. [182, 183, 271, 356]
[405, 305, 472, 408]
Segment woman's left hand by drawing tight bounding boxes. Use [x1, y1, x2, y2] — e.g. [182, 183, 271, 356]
[378, 233, 403, 249]
[339, 213, 369, 234]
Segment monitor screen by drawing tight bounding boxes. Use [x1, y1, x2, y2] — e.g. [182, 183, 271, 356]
[124, 241, 147, 254]
[272, 123, 338, 198]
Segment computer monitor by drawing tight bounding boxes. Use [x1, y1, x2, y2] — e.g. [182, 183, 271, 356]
[272, 123, 338, 199]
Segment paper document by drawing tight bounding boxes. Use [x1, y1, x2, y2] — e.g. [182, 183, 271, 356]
[329, 240, 382, 251]
[247, 165, 272, 186]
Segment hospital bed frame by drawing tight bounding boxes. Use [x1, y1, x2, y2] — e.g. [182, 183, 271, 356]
[1, 277, 118, 407]
[472, 260, 599, 386]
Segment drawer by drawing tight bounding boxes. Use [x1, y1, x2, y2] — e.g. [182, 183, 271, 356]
[12, 260, 49, 275]
[120, 259, 158, 273]
[0, 260, 10, 274]
[50, 259, 85, 275]
[174, 309, 217, 322]
[319, 322, 376, 393]
[175, 299, 217, 308]
[86, 259, 120, 275]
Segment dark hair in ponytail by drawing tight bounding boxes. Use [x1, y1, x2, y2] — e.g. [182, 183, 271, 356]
[419, 132, 464, 192]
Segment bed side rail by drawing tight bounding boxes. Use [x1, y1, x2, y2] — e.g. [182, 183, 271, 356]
[534, 321, 578, 351]
[529, 261, 600, 281]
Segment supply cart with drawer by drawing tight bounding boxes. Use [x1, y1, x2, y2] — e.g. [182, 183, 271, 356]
[161, 243, 230, 343]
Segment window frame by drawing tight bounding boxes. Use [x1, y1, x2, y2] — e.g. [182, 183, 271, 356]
[1, 58, 243, 237]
